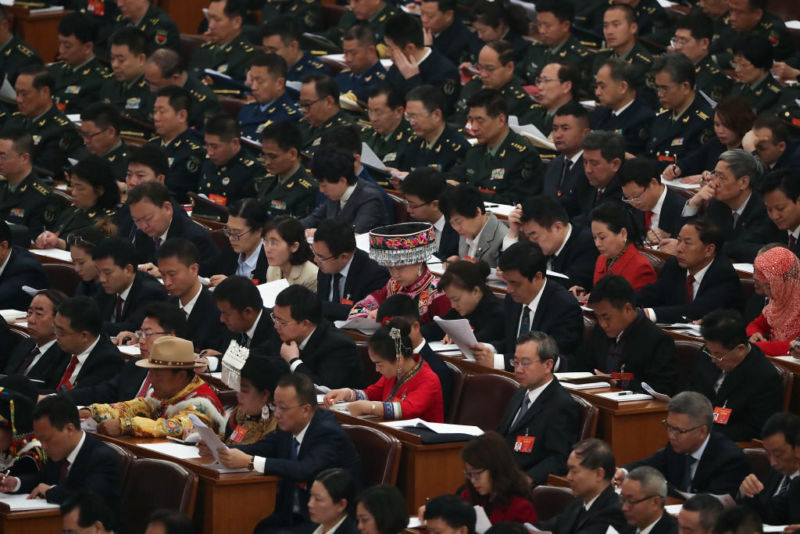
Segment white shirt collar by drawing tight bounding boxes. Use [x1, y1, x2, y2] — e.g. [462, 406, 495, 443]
[652, 186, 667, 215]
[76, 336, 100, 362]
[732, 193, 751, 217]
[688, 259, 713, 296]
[554, 224, 572, 258]
[584, 489, 603, 510]
[180, 284, 203, 316]
[612, 98, 636, 116]
[294, 418, 313, 445]
[638, 516, 662, 534]
[339, 255, 354, 278]
[37, 338, 57, 354]
[417, 47, 433, 66]
[434, 215, 446, 233]
[312, 515, 349, 534]
[690, 433, 711, 462]
[525, 377, 553, 406]
[118, 278, 135, 301]
[237, 243, 263, 278]
[298, 327, 316, 350]
[246, 309, 264, 340]
[789, 224, 800, 240]
[158, 224, 170, 243]
[0, 250, 11, 278]
[414, 339, 426, 354]
[568, 150, 583, 167]
[66, 431, 87, 468]
[339, 184, 357, 209]
[466, 217, 489, 258]
[523, 279, 547, 318]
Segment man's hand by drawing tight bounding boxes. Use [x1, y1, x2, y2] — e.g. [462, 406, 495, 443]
[772, 61, 800, 83]
[198, 440, 214, 459]
[423, 26, 434, 46]
[113, 331, 138, 346]
[739, 473, 764, 498]
[470, 343, 496, 368]
[687, 182, 716, 208]
[0, 474, 20, 493]
[507, 204, 523, 235]
[209, 274, 228, 287]
[27, 483, 52, 499]
[658, 238, 678, 256]
[662, 164, 681, 181]
[612, 468, 627, 488]
[138, 262, 162, 278]
[216, 447, 253, 469]
[97, 419, 123, 437]
[391, 45, 420, 79]
[280, 341, 300, 364]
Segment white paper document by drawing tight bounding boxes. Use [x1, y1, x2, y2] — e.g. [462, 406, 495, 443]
[32, 248, 73, 262]
[137, 441, 201, 460]
[665, 504, 682, 515]
[428, 341, 460, 352]
[117, 344, 141, 356]
[595, 391, 653, 402]
[189, 413, 226, 464]
[80, 417, 97, 432]
[408, 516, 423, 529]
[641, 382, 671, 403]
[0, 310, 26, 322]
[484, 203, 515, 217]
[432, 317, 478, 361]
[361, 142, 387, 170]
[733, 263, 754, 274]
[0, 492, 60, 510]
[334, 316, 380, 334]
[355, 233, 371, 253]
[555, 372, 595, 381]
[474, 505, 492, 534]
[381, 418, 484, 436]
[256, 278, 290, 308]
[508, 116, 556, 151]
[787, 20, 800, 30]
[21, 285, 39, 296]
[561, 381, 610, 390]
[763, 526, 789, 533]
[0, 76, 15, 100]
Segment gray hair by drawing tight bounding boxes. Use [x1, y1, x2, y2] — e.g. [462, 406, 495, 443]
[516, 331, 559, 364]
[626, 466, 667, 501]
[667, 391, 714, 429]
[718, 149, 763, 184]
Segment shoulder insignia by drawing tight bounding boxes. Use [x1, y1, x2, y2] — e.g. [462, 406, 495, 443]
[511, 142, 526, 152]
[697, 111, 709, 120]
[187, 157, 200, 173]
[16, 44, 35, 57]
[635, 53, 652, 63]
[32, 183, 50, 196]
[769, 84, 781, 94]
[299, 178, 313, 189]
[243, 158, 254, 167]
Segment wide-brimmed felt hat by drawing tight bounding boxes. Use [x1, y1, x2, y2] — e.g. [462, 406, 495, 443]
[136, 336, 204, 369]
[369, 222, 437, 267]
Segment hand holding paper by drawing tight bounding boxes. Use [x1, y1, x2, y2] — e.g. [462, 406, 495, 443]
[432, 317, 479, 360]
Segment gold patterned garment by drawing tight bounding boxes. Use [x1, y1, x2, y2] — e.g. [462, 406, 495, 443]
[88, 376, 226, 438]
[224, 407, 277, 446]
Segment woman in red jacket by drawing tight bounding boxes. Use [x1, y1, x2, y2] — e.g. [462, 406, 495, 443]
[324, 318, 444, 422]
[459, 431, 538, 524]
[747, 246, 800, 355]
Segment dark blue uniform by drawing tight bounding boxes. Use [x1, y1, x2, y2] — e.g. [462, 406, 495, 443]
[237, 92, 302, 141]
[386, 47, 459, 116]
[148, 129, 205, 203]
[336, 61, 387, 104]
[287, 52, 331, 84]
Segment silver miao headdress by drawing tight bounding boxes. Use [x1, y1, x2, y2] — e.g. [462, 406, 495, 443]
[368, 222, 437, 267]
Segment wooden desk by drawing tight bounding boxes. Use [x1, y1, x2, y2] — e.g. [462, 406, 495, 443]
[0, 506, 60, 534]
[95, 434, 279, 534]
[331, 411, 467, 513]
[8, 6, 70, 63]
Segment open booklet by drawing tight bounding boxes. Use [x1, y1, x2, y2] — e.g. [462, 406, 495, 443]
[381, 418, 483, 437]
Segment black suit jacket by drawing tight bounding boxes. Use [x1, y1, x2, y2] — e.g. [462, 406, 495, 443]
[0, 246, 49, 310]
[48, 336, 124, 394]
[236, 409, 363, 527]
[65, 357, 148, 405]
[436, 221, 460, 260]
[95, 271, 167, 335]
[573, 314, 678, 395]
[493, 281, 583, 371]
[688, 343, 782, 441]
[171, 287, 231, 352]
[497, 379, 581, 485]
[656, 188, 687, 238]
[281, 320, 364, 389]
[3, 339, 70, 391]
[536, 484, 628, 534]
[317, 249, 389, 322]
[240, 309, 277, 353]
[18, 433, 121, 509]
[543, 154, 586, 200]
[215, 244, 269, 283]
[635, 255, 743, 323]
[132, 207, 221, 276]
[760, 476, 800, 525]
[433, 292, 505, 344]
[625, 431, 749, 498]
[300, 178, 387, 234]
[740, 468, 791, 522]
[647, 512, 679, 534]
[563, 173, 624, 225]
[705, 192, 782, 263]
[549, 223, 598, 291]
[419, 342, 454, 417]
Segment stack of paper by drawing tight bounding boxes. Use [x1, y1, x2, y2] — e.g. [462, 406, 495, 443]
[137, 442, 201, 459]
[256, 278, 290, 308]
[334, 316, 380, 334]
[595, 391, 653, 402]
[555, 372, 595, 381]
[381, 418, 484, 436]
[0, 310, 26, 322]
[32, 248, 73, 262]
[508, 116, 556, 151]
[561, 381, 610, 390]
[432, 317, 478, 361]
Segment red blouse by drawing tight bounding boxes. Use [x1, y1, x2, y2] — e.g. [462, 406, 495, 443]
[593, 244, 657, 290]
[747, 313, 792, 356]
[361, 360, 444, 423]
[459, 489, 538, 524]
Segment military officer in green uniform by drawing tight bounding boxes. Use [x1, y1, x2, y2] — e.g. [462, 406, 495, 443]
[144, 48, 222, 130]
[452, 89, 543, 204]
[299, 75, 355, 153]
[102, 28, 154, 138]
[0, 6, 42, 86]
[670, 14, 731, 104]
[519, 0, 592, 86]
[114, 0, 180, 52]
[322, 0, 399, 47]
[362, 85, 416, 165]
[76, 103, 131, 182]
[260, 0, 322, 33]
[729, 36, 783, 113]
[624, 0, 672, 45]
[188, 0, 256, 89]
[5, 65, 83, 177]
[0, 129, 61, 241]
[48, 13, 113, 115]
[148, 87, 204, 203]
[261, 19, 330, 87]
[395, 85, 470, 173]
[256, 122, 319, 217]
[711, 0, 793, 68]
[520, 63, 580, 136]
[451, 41, 533, 128]
[646, 53, 715, 170]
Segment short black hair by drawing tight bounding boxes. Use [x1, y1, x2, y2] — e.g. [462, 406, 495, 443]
[439, 260, 491, 296]
[210, 0, 248, 19]
[311, 146, 356, 185]
[733, 35, 773, 71]
[264, 215, 313, 265]
[376, 294, 420, 323]
[572, 438, 616, 481]
[61, 491, 117, 531]
[367, 84, 405, 110]
[128, 145, 170, 178]
[274, 285, 322, 324]
[520, 195, 568, 228]
[384, 12, 424, 48]
[483, 40, 515, 66]
[128, 181, 171, 206]
[155, 85, 192, 115]
[0, 128, 33, 156]
[91, 237, 138, 269]
[600, 58, 638, 91]
[17, 64, 55, 92]
[424, 495, 477, 534]
[498, 241, 547, 281]
[420, 0, 457, 13]
[370, 318, 414, 362]
[204, 113, 241, 142]
[313, 219, 357, 256]
[700, 309, 748, 350]
[356, 485, 409, 534]
[321, 124, 362, 156]
[70, 156, 121, 210]
[761, 170, 800, 202]
[248, 52, 288, 79]
[302, 74, 339, 103]
[651, 52, 695, 87]
[260, 16, 301, 44]
[147, 510, 195, 534]
[240, 356, 288, 394]
[683, 495, 724, 531]
[713, 506, 763, 534]
[684, 216, 724, 255]
[261, 120, 302, 152]
[554, 100, 590, 128]
[587, 275, 634, 308]
[315, 468, 357, 517]
[761, 412, 800, 447]
[674, 13, 713, 41]
[401, 167, 447, 203]
[109, 27, 150, 56]
[157, 238, 200, 266]
[214, 275, 263, 311]
[276, 372, 318, 408]
[57, 297, 102, 337]
[58, 12, 97, 43]
[604, 3, 636, 25]
[439, 184, 485, 219]
[342, 23, 377, 47]
[406, 85, 446, 115]
[581, 130, 626, 162]
[590, 201, 642, 246]
[33, 394, 80, 430]
[81, 103, 121, 135]
[619, 157, 659, 187]
[753, 113, 789, 145]
[535, 0, 574, 22]
[466, 88, 507, 118]
[143, 301, 187, 338]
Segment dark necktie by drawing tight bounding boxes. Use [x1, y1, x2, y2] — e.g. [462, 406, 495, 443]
[290, 437, 299, 460]
[682, 455, 697, 492]
[606, 340, 623, 374]
[789, 234, 797, 252]
[732, 211, 740, 229]
[332, 273, 343, 303]
[154, 237, 162, 251]
[518, 306, 531, 337]
[58, 459, 71, 485]
[239, 333, 250, 348]
[16, 345, 40, 375]
[557, 157, 568, 192]
[685, 274, 695, 303]
[511, 394, 532, 428]
[776, 475, 790, 495]
[115, 295, 124, 321]
[594, 188, 602, 206]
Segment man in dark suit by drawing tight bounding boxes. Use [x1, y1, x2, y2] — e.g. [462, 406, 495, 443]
[156, 238, 230, 353]
[688, 310, 782, 442]
[300, 146, 387, 234]
[472, 242, 583, 371]
[127, 181, 221, 277]
[0, 395, 121, 511]
[617, 391, 749, 498]
[312, 220, 389, 322]
[400, 167, 460, 260]
[50, 297, 124, 393]
[497, 332, 580, 485]
[535, 439, 628, 534]
[739, 412, 800, 523]
[92, 237, 167, 336]
[761, 170, 800, 258]
[0, 220, 49, 310]
[576, 276, 677, 395]
[620, 467, 678, 534]
[67, 302, 186, 405]
[545, 102, 590, 201]
[3, 290, 70, 391]
[269, 285, 363, 390]
[619, 157, 687, 243]
[503, 196, 597, 291]
[680, 150, 781, 263]
[213, 276, 276, 353]
[209, 373, 363, 534]
[636, 218, 743, 323]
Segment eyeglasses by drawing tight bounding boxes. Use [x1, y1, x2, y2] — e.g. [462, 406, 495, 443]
[312, 250, 336, 262]
[136, 330, 168, 339]
[619, 495, 658, 507]
[622, 189, 646, 204]
[223, 228, 254, 241]
[298, 98, 320, 110]
[510, 359, 541, 368]
[79, 128, 107, 140]
[700, 344, 738, 362]
[405, 199, 431, 210]
[270, 312, 294, 327]
[661, 419, 704, 435]
[404, 112, 430, 123]
[670, 38, 691, 47]
[274, 404, 305, 414]
[535, 76, 558, 85]
[463, 468, 486, 480]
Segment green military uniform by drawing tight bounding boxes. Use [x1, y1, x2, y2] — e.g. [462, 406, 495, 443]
[101, 74, 154, 137]
[711, 12, 794, 68]
[520, 35, 592, 85]
[730, 73, 783, 114]
[3, 107, 83, 177]
[694, 55, 731, 104]
[776, 86, 800, 133]
[396, 124, 470, 172]
[301, 111, 355, 153]
[450, 76, 533, 128]
[148, 129, 205, 204]
[520, 103, 559, 137]
[361, 119, 416, 166]
[323, 3, 399, 46]
[114, 6, 180, 52]
[256, 164, 319, 217]
[51, 205, 116, 237]
[0, 34, 41, 85]
[451, 130, 543, 204]
[101, 141, 130, 182]
[188, 34, 256, 87]
[198, 149, 263, 207]
[48, 57, 113, 115]
[0, 173, 61, 240]
[646, 94, 715, 169]
[183, 77, 221, 130]
[593, 42, 655, 106]
[261, 0, 323, 32]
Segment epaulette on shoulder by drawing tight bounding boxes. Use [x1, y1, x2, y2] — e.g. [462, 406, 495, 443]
[32, 182, 50, 196]
[299, 178, 314, 189]
[696, 110, 710, 120]
[16, 44, 35, 57]
[200, 41, 214, 49]
[54, 116, 70, 126]
[768, 83, 781, 94]
[656, 107, 670, 116]
[242, 43, 255, 52]
[635, 53, 652, 63]
[191, 90, 208, 102]
[510, 141, 527, 152]
[148, 135, 160, 143]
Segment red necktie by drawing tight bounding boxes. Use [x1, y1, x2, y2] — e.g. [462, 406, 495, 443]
[685, 274, 695, 303]
[645, 210, 654, 230]
[58, 459, 70, 485]
[57, 355, 80, 391]
[136, 373, 152, 397]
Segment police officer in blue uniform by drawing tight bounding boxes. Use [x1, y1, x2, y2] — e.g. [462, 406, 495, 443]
[237, 53, 303, 142]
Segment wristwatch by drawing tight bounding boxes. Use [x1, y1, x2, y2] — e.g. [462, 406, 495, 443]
[247, 457, 255, 471]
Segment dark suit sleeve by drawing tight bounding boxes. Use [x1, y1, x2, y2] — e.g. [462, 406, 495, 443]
[294, 340, 362, 389]
[351, 192, 386, 234]
[624, 446, 669, 474]
[300, 202, 326, 229]
[635, 332, 678, 396]
[261, 429, 347, 481]
[0, 255, 47, 310]
[65, 374, 123, 405]
[44, 444, 120, 504]
[235, 429, 280, 458]
[527, 394, 580, 485]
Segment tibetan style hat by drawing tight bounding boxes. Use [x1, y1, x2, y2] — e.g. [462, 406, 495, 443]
[369, 222, 437, 267]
